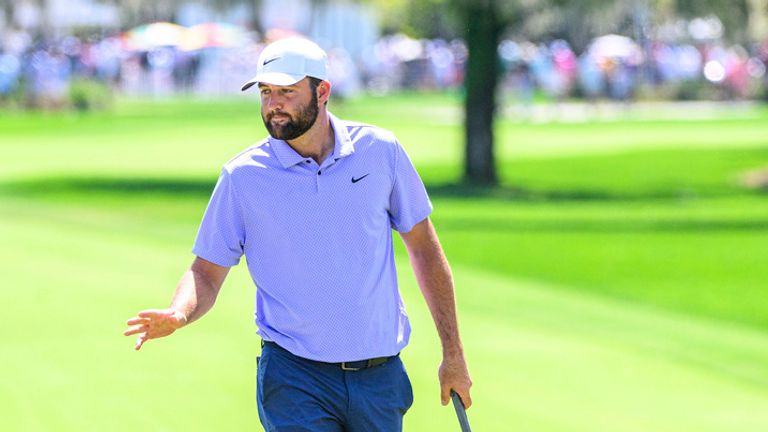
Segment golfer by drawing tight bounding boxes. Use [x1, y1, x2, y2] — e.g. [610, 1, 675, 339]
[124, 37, 472, 431]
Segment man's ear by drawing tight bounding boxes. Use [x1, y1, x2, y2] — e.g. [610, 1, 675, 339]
[317, 81, 332, 105]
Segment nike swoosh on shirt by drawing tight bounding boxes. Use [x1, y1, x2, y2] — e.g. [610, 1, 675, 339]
[351, 174, 370, 183]
[263, 57, 281, 66]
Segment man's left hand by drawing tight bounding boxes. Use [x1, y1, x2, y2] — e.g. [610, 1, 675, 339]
[439, 353, 473, 409]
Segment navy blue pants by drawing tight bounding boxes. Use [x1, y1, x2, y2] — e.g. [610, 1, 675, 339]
[257, 342, 413, 431]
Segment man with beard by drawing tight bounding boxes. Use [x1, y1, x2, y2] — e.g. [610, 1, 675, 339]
[124, 37, 472, 431]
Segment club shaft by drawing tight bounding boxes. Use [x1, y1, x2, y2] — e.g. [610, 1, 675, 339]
[451, 391, 472, 432]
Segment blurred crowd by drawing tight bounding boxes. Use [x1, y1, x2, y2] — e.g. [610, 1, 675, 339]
[500, 37, 768, 104]
[1, 25, 768, 109]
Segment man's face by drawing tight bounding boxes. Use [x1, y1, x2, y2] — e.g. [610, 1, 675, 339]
[259, 78, 319, 141]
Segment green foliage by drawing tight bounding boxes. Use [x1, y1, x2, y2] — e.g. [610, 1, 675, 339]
[673, 79, 725, 100]
[366, 0, 760, 46]
[0, 78, 28, 110]
[68, 78, 113, 112]
[404, 0, 462, 39]
[674, 0, 750, 40]
[367, 0, 461, 38]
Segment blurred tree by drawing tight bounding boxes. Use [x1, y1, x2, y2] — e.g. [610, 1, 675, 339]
[3, 0, 52, 38]
[452, 0, 564, 185]
[2, 2, 14, 29]
[114, 0, 183, 27]
[362, 0, 554, 184]
[674, 0, 751, 42]
[363, 0, 507, 184]
[454, 0, 505, 185]
[547, 0, 640, 52]
[443, 0, 645, 184]
[747, 0, 768, 41]
[351, 0, 459, 40]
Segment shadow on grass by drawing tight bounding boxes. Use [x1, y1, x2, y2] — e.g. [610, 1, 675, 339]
[0, 176, 217, 198]
[2, 176, 767, 233]
[424, 181, 750, 202]
[3, 176, 753, 202]
[433, 218, 768, 233]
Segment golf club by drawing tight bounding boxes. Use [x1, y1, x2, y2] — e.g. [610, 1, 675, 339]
[450, 390, 472, 432]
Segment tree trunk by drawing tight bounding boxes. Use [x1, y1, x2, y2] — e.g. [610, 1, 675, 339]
[747, 0, 768, 41]
[462, 0, 501, 185]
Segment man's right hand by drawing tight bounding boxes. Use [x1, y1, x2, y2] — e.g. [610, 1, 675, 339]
[123, 309, 188, 350]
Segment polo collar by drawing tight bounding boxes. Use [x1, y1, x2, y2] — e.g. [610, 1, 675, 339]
[329, 112, 355, 161]
[270, 111, 355, 169]
[270, 139, 307, 169]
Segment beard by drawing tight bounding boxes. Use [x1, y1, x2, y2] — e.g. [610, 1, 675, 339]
[262, 91, 319, 141]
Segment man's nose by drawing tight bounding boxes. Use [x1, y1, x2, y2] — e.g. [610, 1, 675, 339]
[266, 94, 283, 111]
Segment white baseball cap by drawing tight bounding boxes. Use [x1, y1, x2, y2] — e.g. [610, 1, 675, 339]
[241, 37, 329, 91]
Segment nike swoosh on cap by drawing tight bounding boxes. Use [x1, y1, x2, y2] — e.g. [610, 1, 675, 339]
[263, 57, 281, 66]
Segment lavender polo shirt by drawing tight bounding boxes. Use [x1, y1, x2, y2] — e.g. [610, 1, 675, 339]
[192, 113, 432, 362]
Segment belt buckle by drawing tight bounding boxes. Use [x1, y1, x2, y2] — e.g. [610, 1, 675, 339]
[340, 361, 363, 371]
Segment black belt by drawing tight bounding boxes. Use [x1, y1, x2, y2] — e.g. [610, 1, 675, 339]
[261, 340, 397, 372]
[338, 356, 393, 371]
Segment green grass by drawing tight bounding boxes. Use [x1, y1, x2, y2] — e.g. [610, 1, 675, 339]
[1, 94, 768, 431]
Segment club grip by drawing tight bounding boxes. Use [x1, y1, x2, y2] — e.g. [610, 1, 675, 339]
[450, 390, 472, 432]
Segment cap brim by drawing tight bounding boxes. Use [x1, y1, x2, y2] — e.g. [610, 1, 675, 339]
[240, 72, 306, 91]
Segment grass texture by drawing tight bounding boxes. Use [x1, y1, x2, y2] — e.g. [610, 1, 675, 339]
[1, 93, 767, 431]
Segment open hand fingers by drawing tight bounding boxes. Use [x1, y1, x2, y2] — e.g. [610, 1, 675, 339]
[126, 316, 150, 326]
[123, 323, 148, 337]
[124, 308, 186, 351]
[124, 310, 171, 336]
[124, 314, 156, 337]
[134, 332, 148, 350]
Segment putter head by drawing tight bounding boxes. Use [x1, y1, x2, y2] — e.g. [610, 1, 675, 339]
[450, 390, 472, 432]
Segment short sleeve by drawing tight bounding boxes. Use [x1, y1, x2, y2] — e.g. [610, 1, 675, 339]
[192, 168, 246, 267]
[388, 141, 433, 232]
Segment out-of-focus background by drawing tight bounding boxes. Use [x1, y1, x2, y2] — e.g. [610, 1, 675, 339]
[2, 0, 768, 106]
[1, 1, 767, 431]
